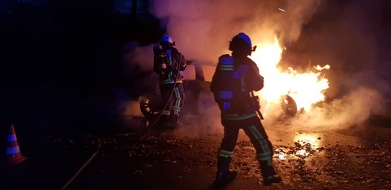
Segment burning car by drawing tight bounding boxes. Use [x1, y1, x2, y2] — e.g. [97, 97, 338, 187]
[139, 37, 330, 122]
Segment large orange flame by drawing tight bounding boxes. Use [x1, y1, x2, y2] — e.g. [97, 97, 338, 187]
[250, 36, 330, 113]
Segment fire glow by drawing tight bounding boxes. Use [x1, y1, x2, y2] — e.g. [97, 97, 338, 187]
[274, 133, 323, 161]
[250, 36, 330, 112]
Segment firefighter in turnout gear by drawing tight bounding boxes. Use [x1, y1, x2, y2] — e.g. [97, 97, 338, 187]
[210, 33, 282, 186]
[153, 34, 187, 128]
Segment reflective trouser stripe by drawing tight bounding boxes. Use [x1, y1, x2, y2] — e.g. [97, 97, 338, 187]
[8, 134, 17, 142]
[173, 87, 181, 115]
[218, 149, 233, 158]
[249, 125, 272, 166]
[222, 112, 257, 120]
[160, 80, 183, 85]
[7, 146, 20, 155]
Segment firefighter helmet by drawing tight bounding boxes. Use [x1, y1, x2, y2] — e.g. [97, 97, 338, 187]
[160, 34, 175, 49]
[161, 34, 173, 44]
[229, 33, 253, 55]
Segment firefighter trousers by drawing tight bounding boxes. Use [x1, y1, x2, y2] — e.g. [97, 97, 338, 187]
[218, 114, 276, 177]
[159, 83, 185, 123]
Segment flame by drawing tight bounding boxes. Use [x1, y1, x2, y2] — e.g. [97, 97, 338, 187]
[274, 133, 323, 160]
[294, 133, 321, 149]
[250, 36, 330, 112]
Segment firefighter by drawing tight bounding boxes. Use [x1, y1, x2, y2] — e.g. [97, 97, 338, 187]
[210, 33, 282, 186]
[153, 34, 187, 128]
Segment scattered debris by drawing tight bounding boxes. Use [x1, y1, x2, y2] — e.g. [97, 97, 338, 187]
[30, 128, 391, 189]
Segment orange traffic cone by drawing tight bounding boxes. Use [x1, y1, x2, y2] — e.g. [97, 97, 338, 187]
[6, 124, 27, 165]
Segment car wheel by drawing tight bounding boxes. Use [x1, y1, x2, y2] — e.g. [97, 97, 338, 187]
[280, 95, 298, 117]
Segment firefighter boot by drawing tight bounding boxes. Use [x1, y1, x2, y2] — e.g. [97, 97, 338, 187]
[215, 157, 237, 184]
[260, 160, 282, 186]
[169, 113, 179, 123]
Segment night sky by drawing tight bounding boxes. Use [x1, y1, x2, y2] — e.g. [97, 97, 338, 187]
[0, 0, 162, 126]
[1, 0, 160, 94]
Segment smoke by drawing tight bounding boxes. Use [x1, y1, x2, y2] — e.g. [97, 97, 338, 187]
[173, 92, 224, 137]
[149, 0, 324, 63]
[290, 87, 385, 129]
[121, 42, 154, 72]
[143, 0, 326, 135]
[122, 0, 391, 136]
[276, 0, 391, 130]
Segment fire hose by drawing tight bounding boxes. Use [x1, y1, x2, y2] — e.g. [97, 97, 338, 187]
[60, 137, 101, 190]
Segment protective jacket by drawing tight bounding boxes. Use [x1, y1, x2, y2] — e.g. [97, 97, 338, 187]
[210, 54, 264, 120]
[153, 45, 187, 85]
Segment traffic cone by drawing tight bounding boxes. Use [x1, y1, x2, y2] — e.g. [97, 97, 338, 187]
[6, 124, 27, 165]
